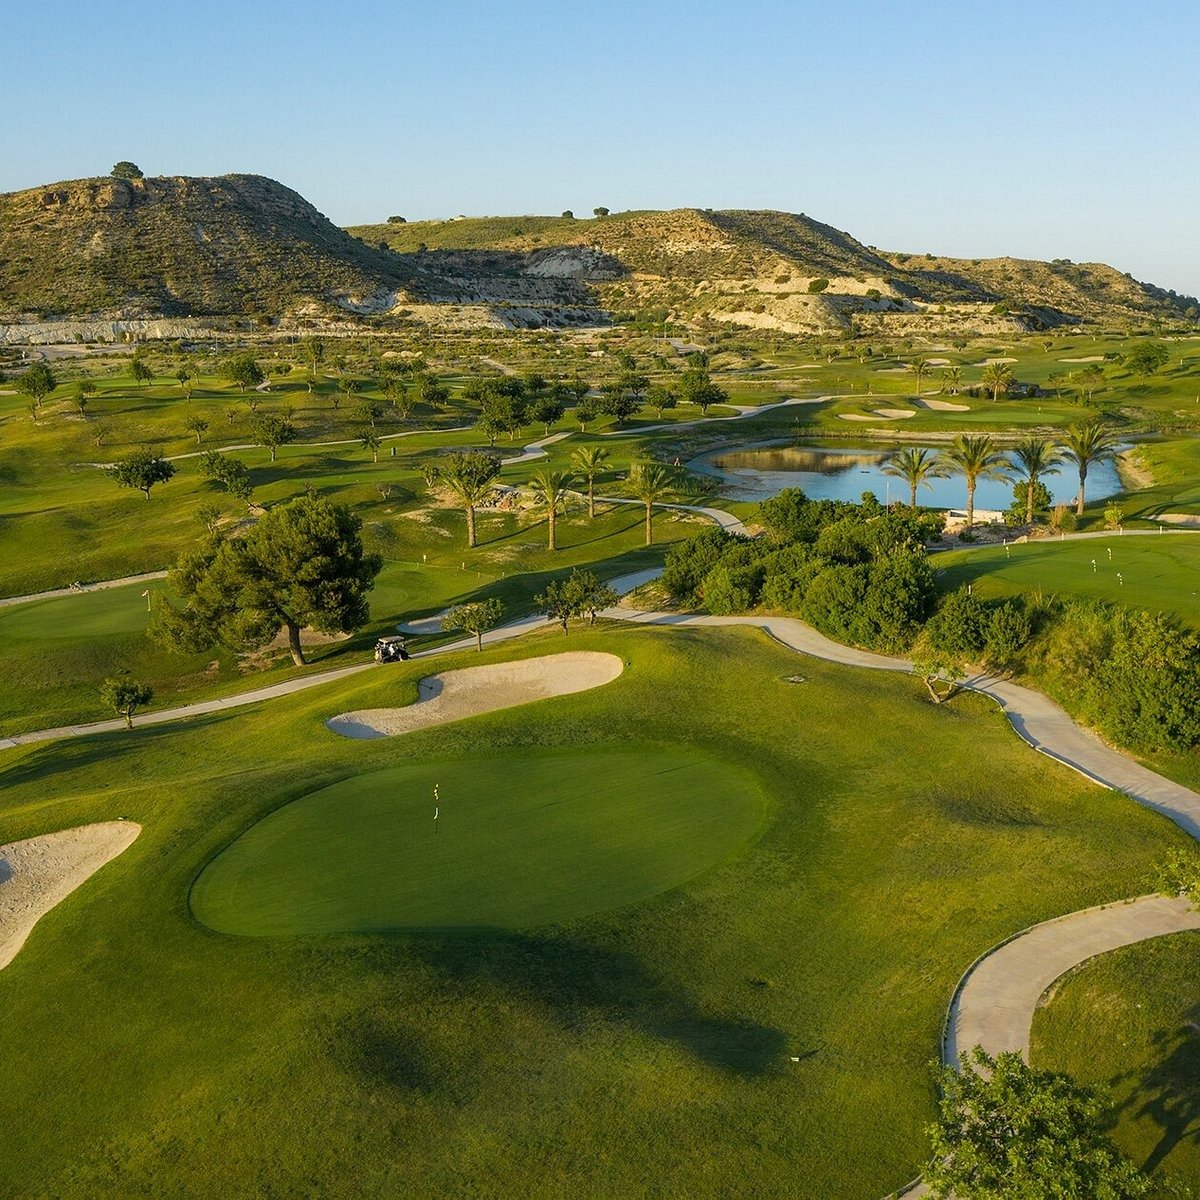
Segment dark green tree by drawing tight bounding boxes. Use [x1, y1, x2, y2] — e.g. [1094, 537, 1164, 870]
[107, 449, 175, 500]
[110, 161, 144, 180]
[99, 677, 153, 727]
[251, 413, 296, 462]
[15, 362, 57, 406]
[152, 493, 382, 667]
[445, 597, 505, 651]
[926, 1047, 1150, 1199]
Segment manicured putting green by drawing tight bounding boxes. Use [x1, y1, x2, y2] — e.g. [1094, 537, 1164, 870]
[937, 535, 1200, 626]
[192, 746, 766, 935]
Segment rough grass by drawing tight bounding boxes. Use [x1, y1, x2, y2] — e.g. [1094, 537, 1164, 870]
[0, 623, 1191, 1198]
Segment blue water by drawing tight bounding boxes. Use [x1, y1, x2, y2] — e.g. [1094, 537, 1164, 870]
[695, 442, 1123, 512]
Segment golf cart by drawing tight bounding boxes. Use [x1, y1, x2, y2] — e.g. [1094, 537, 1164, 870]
[374, 634, 409, 663]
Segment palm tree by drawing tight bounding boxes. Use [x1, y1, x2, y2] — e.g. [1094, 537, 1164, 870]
[571, 446, 610, 518]
[527, 469, 574, 551]
[882, 447, 947, 508]
[1061, 421, 1122, 516]
[629, 461, 675, 546]
[1008, 437, 1063, 525]
[908, 356, 930, 396]
[941, 366, 962, 395]
[438, 451, 501, 548]
[981, 361, 1015, 402]
[941, 434, 1010, 528]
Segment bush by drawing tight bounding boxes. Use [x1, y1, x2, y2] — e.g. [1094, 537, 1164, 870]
[807, 278, 830, 294]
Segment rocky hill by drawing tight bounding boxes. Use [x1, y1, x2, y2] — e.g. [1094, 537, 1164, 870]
[0, 173, 413, 321]
[352, 208, 1198, 336]
[0, 170, 1193, 338]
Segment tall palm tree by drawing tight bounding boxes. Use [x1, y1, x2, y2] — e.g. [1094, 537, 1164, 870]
[1061, 421, 1122, 516]
[882, 447, 947, 508]
[1008, 437, 1063, 525]
[941, 366, 962, 395]
[909, 356, 930, 396]
[630, 461, 675, 546]
[438, 451, 501, 548]
[981, 361, 1015, 403]
[527, 469, 574, 551]
[941, 434, 1010, 528]
[571, 445, 610, 518]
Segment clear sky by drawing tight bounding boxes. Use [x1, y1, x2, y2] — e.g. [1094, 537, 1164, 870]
[6, 0, 1199, 296]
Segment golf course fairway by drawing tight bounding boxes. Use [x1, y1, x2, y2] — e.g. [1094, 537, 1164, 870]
[192, 745, 767, 935]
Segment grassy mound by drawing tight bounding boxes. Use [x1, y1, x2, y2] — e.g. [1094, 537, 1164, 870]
[192, 746, 766, 934]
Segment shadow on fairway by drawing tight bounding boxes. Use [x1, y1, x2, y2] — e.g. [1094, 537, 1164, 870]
[0, 711, 242, 790]
[349, 931, 786, 1084]
[1114, 1000, 1200, 1174]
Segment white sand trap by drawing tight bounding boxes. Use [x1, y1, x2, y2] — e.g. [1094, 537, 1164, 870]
[912, 397, 970, 411]
[875, 367, 910, 374]
[327, 652, 624, 739]
[974, 357, 1018, 365]
[925, 358, 952, 367]
[1158, 513, 1200, 527]
[838, 413, 880, 422]
[1059, 355, 1105, 363]
[873, 408, 917, 419]
[0, 822, 140, 971]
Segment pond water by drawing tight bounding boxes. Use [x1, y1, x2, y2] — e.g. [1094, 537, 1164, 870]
[693, 443, 1123, 511]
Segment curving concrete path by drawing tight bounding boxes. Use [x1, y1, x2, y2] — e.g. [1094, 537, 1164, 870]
[0, 570, 168, 609]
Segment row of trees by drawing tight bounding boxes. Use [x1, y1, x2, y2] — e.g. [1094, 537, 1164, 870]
[882, 422, 1123, 526]
[423, 449, 680, 549]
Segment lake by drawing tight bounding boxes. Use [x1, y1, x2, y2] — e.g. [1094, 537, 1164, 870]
[693, 442, 1123, 511]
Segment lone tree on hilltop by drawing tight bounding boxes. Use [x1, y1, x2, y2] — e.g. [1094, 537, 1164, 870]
[424, 450, 501, 548]
[107, 449, 175, 500]
[111, 161, 144, 180]
[1062, 421, 1122, 515]
[926, 1046, 1149, 1199]
[15, 362, 57, 407]
[100, 678, 154, 728]
[151, 492, 382, 667]
[445, 597, 505, 651]
[593, 206, 610, 217]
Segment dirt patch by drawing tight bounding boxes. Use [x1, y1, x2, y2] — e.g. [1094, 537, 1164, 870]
[0, 822, 140, 971]
[327, 652, 624, 739]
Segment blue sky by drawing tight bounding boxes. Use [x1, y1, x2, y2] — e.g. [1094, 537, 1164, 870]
[6, 0, 1199, 296]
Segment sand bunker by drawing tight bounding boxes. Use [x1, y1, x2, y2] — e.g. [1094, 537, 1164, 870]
[1158, 513, 1200, 527]
[912, 397, 970, 411]
[1059, 356, 1105, 363]
[975, 356, 1018, 365]
[0, 821, 140, 971]
[873, 408, 917, 419]
[327, 652, 624, 739]
[838, 413, 879, 422]
[925, 358, 952, 367]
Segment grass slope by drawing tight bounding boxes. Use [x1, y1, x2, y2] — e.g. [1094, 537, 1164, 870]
[0, 624, 1191, 1198]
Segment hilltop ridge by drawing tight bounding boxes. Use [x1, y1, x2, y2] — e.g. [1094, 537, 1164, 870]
[0, 170, 1194, 338]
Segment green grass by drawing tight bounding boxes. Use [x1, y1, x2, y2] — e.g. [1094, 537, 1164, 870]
[935, 535, 1200, 627]
[192, 745, 767, 935]
[1032, 932, 1200, 1184]
[0, 624, 1191, 1198]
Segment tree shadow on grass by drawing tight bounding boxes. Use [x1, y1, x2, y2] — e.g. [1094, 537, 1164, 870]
[1112, 1001, 1200, 1174]
[0, 711, 242, 792]
[345, 930, 786, 1092]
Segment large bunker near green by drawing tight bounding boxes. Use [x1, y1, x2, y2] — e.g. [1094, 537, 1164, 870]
[191, 746, 767, 935]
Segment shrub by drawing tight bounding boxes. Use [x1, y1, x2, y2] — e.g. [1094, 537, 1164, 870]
[807, 278, 830, 294]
